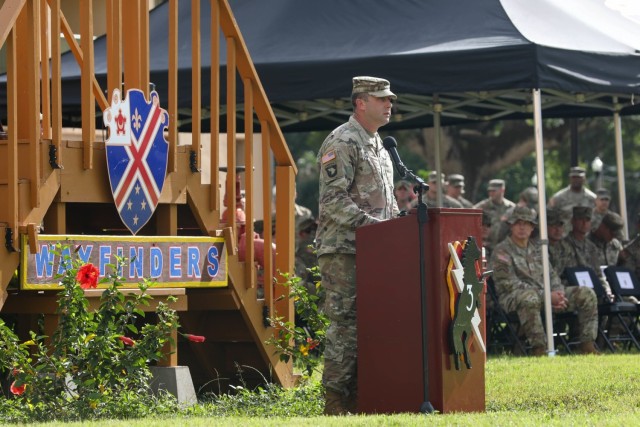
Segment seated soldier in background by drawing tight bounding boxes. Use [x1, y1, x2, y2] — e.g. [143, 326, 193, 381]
[413, 172, 463, 208]
[394, 180, 416, 212]
[547, 208, 568, 276]
[589, 211, 625, 268]
[295, 217, 320, 294]
[475, 179, 516, 250]
[445, 174, 474, 208]
[490, 206, 599, 356]
[553, 207, 613, 300]
[591, 188, 613, 231]
[619, 213, 640, 281]
[496, 186, 541, 245]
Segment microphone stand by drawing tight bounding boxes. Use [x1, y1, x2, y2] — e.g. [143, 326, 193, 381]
[405, 171, 434, 414]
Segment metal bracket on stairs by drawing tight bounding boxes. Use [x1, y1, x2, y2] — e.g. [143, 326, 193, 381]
[262, 305, 270, 327]
[5, 227, 16, 252]
[49, 144, 62, 169]
[189, 150, 200, 173]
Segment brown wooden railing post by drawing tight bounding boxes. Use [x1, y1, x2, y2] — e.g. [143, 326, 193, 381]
[50, 0, 61, 162]
[209, 0, 221, 212]
[6, 29, 19, 250]
[15, 0, 41, 208]
[106, 0, 123, 101]
[80, 0, 95, 170]
[244, 77, 254, 289]
[226, 36, 237, 237]
[168, 0, 178, 173]
[274, 166, 295, 323]
[39, 0, 51, 140]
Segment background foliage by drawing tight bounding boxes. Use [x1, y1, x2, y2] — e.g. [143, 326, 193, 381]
[286, 116, 640, 233]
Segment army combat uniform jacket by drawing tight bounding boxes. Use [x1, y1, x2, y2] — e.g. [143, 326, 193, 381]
[315, 116, 399, 257]
[490, 237, 564, 313]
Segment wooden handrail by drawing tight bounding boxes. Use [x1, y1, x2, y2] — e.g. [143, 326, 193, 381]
[0, 0, 26, 50]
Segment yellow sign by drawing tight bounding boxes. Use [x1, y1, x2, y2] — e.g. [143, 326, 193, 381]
[21, 234, 227, 290]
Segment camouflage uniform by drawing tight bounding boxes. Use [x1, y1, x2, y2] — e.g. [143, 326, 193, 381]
[490, 213, 598, 349]
[421, 193, 464, 208]
[591, 209, 611, 231]
[474, 197, 515, 248]
[557, 233, 612, 294]
[446, 174, 474, 208]
[413, 172, 464, 208]
[589, 233, 623, 267]
[548, 168, 597, 234]
[620, 235, 640, 279]
[316, 108, 398, 398]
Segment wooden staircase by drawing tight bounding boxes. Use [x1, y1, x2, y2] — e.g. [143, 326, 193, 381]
[0, 0, 297, 389]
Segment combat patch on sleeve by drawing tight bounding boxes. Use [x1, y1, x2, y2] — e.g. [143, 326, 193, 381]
[321, 149, 338, 180]
[325, 163, 337, 178]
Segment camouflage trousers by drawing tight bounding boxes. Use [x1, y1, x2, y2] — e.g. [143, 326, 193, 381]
[318, 253, 357, 398]
[503, 286, 598, 348]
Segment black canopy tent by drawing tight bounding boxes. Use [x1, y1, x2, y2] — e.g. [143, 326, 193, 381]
[2, 0, 640, 355]
[2, 0, 639, 131]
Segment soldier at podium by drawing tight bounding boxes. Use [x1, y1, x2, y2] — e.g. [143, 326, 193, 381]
[315, 76, 399, 415]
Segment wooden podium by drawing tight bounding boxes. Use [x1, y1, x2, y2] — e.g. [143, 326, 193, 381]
[356, 208, 486, 414]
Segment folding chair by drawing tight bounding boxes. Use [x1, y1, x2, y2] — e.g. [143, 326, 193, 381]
[605, 266, 640, 348]
[564, 266, 640, 352]
[486, 277, 529, 355]
[549, 310, 580, 355]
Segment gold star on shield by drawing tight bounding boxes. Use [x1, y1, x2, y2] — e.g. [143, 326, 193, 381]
[141, 200, 147, 210]
[127, 200, 133, 210]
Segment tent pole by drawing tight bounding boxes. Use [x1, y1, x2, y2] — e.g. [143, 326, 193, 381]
[434, 96, 443, 206]
[613, 103, 629, 240]
[532, 89, 555, 356]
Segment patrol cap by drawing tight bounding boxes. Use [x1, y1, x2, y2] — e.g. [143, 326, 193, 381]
[569, 166, 586, 177]
[352, 76, 397, 100]
[596, 188, 611, 200]
[447, 174, 465, 187]
[547, 208, 565, 226]
[601, 212, 624, 232]
[487, 179, 505, 190]
[572, 206, 593, 220]
[520, 187, 538, 205]
[428, 171, 445, 184]
[298, 217, 318, 233]
[508, 206, 537, 225]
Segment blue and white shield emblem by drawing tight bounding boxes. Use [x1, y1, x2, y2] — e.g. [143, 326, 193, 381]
[103, 89, 169, 235]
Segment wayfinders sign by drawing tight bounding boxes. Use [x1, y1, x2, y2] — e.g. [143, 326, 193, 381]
[21, 235, 227, 290]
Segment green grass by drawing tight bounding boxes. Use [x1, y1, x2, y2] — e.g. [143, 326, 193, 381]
[4, 354, 640, 426]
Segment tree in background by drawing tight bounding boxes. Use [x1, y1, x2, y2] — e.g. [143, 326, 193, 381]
[284, 115, 640, 234]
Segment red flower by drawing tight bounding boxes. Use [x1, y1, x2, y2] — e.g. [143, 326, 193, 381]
[118, 336, 136, 346]
[10, 381, 26, 396]
[185, 334, 206, 343]
[307, 337, 319, 350]
[76, 263, 99, 289]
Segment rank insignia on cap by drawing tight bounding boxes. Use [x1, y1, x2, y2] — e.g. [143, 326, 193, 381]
[322, 150, 336, 164]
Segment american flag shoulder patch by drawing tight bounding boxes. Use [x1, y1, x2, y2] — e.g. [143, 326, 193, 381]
[321, 150, 336, 164]
[497, 253, 510, 263]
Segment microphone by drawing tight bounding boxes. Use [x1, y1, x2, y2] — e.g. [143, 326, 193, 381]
[382, 136, 407, 178]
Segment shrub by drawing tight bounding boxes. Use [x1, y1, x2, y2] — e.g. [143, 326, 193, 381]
[265, 267, 328, 377]
[0, 247, 182, 422]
